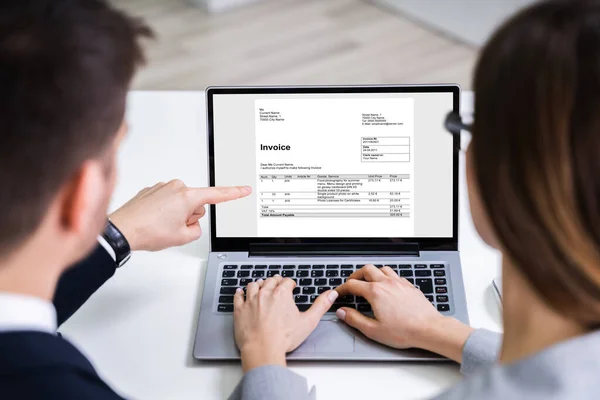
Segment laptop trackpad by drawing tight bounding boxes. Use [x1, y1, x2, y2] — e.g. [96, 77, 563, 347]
[294, 321, 355, 353]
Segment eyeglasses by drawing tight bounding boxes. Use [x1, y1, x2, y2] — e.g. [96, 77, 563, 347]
[444, 111, 472, 151]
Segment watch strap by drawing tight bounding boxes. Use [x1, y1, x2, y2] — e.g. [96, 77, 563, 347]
[102, 219, 131, 267]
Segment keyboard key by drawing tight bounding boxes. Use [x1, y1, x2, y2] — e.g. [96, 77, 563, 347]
[267, 271, 278, 277]
[295, 295, 309, 303]
[326, 270, 339, 277]
[407, 278, 415, 285]
[310, 295, 318, 303]
[241, 265, 253, 270]
[431, 264, 445, 268]
[219, 296, 234, 304]
[327, 304, 343, 313]
[338, 295, 354, 303]
[400, 270, 413, 277]
[435, 278, 447, 285]
[425, 295, 434, 302]
[252, 270, 265, 278]
[283, 265, 295, 270]
[374, 264, 383, 268]
[240, 278, 253, 286]
[398, 264, 411, 269]
[223, 265, 237, 270]
[437, 304, 450, 312]
[414, 264, 427, 268]
[222, 270, 235, 277]
[269, 265, 282, 270]
[341, 270, 353, 277]
[311, 270, 324, 277]
[313, 265, 325, 269]
[297, 304, 311, 312]
[357, 304, 372, 312]
[415, 270, 432, 277]
[317, 286, 331, 294]
[220, 287, 237, 295]
[416, 278, 433, 294]
[298, 265, 311, 269]
[326, 265, 339, 269]
[299, 278, 312, 286]
[297, 270, 309, 277]
[341, 264, 354, 269]
[221, 279, 238, 286]
[436, 295, 449, 302]
[237, 270, 250, 278]
[293, 287, 301, 295]
[434, 270, 446, 277]
[387, 264, 397, 268]
[356, 296, 368, 303]
[217, 304, 233, 312]
[281, 270, 294, 278]
[436, 287, 448, 294]
[329, 278, 342, 286]
[314, 278, 327, 286]
[255, 265, 267, 270]
[302, 287, 316, 294]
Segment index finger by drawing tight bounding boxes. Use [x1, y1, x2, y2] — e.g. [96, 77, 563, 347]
[348, 264, 386, 282]
[276, 277, 296, 293]
[188, 186, 252, 205]
[335, 279, 371, 298]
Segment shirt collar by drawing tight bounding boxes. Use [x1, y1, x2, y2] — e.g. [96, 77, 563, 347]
[0, 292, 57, 334]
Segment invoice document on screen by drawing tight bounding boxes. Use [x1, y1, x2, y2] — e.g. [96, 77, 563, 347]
[254, 97, 415, 237]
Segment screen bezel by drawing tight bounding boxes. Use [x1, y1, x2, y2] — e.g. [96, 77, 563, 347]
[207, 85, 460, 252]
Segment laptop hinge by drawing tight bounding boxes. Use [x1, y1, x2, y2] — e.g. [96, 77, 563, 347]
[248, 242, 420, 257]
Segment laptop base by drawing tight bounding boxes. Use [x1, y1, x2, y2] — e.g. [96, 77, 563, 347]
[193, 251, 468, 361]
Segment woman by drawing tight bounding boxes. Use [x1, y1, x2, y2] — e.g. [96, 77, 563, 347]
[229, 0, 600, 398]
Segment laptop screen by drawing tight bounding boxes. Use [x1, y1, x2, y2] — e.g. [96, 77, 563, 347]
[209, 87, 457, 242]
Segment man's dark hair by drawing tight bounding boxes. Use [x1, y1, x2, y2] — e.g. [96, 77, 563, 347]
[0, 0, 152, 253]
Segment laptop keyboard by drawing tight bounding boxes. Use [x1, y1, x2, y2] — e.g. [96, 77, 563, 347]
[216, 263, 451, 314]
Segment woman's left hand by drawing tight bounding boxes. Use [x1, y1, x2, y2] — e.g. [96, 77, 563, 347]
[233, 276, 339, 372]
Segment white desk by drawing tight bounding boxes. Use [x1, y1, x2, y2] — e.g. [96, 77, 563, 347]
[60, 91, 502, 400]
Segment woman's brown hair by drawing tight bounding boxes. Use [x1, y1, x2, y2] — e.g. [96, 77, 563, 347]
[473, 0, 600, 325]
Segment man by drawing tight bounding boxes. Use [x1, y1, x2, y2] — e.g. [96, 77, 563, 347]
[0, 1, 250, 398]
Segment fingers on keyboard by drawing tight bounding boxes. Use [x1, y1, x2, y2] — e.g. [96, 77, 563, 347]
[217, 263, 451, 313]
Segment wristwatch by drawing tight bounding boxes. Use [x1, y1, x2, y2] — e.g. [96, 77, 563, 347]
[101, 219, 132, 268]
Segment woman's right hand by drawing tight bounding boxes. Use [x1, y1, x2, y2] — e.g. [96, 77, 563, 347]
[335, 264, 474, 362]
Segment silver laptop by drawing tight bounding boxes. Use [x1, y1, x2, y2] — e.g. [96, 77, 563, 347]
[193, 85, 469, 361]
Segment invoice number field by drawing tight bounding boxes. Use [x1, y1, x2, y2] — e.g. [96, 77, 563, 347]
[361, 136, 410, 162]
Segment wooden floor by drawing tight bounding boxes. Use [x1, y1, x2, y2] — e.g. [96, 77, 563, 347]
[113, 0, 478, 90]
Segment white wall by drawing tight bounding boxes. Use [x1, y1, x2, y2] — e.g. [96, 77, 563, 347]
[371, 0, 536, 46]
[189, 0, 261, 13]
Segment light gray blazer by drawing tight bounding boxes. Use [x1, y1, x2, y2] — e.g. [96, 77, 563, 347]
[228, 328, 600, 400]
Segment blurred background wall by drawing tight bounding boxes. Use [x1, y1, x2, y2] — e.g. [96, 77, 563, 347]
[113, 0, 534, 91]
[373, 0, 536, 46]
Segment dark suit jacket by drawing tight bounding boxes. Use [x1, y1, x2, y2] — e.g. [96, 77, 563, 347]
[0, 245, 125, 399]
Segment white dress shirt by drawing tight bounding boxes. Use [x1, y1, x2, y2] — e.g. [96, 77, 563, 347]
[0, 292, 57, 334]
[0, 238, 115, 334]
[97, 235, 116, 262]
